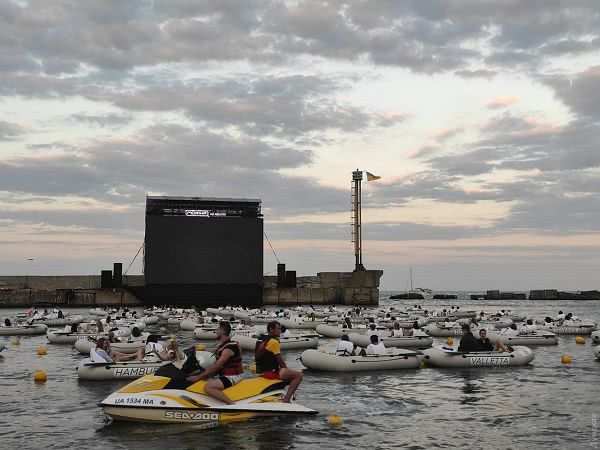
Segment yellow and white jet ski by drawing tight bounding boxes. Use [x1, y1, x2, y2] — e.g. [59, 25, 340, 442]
[99, 374, 317, 425]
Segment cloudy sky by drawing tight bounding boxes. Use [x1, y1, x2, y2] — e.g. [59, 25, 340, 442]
[1, 0, 599, 290]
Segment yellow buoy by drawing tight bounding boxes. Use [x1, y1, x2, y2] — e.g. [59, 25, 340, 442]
[446, 338, 454, 346]
[561, 354, 572, 364]
[327, 415, 343, 426]
[575, 336, 585, 344]
[419, 360, 427, 369]
[37, 346, 47, 356]
[34, 370, 47, 383]
[248, 362, 257, 374]
[195, 343, 206, 351]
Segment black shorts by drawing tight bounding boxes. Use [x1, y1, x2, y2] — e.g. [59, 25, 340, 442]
[219, 374, 242, 388]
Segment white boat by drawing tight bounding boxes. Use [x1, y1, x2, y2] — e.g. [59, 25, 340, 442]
[348, 333, 433, 348]
[234, 335, 318, 351]
[422, 346, 534, 368]
[300, 349, 421, 372]
[488, 331, 558, 346]
[0, 324, 48, 336]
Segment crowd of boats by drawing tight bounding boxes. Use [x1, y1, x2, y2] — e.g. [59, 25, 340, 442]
[1, 304, 599, 427]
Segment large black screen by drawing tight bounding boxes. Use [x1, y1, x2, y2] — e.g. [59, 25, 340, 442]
[144, 215, 263, 285]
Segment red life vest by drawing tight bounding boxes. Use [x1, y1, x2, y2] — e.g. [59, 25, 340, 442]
[217, 340, 243, 376]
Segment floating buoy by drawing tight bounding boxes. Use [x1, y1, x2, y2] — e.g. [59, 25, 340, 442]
[34, 370, 47, 383]
[446, 338, 454, 346]
[561, 354, 572, 364]
[575, 336, 585, 344]
[37, 346, 47, 356]
[419, 360, 427, 369]
[248, 362, 256, 374]
[195, 343, 206, 351]
[327, 415, 343, 426]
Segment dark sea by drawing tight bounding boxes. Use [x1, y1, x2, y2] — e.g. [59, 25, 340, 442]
[1, 293, 599, 449]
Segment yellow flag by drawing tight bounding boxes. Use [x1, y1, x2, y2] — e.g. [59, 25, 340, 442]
[366, 171, 381, 181]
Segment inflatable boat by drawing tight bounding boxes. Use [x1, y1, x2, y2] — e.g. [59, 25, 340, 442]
[300, 349, 420, 371]
[47, 330, 105, 345]
[100, 374, 317, 424]
[0, 324, 48, 336]
[422, 346, 534, 368]
[277, 318, 325, 330]
[422, 324, 464, 337]
[592, 331, 600, 345]
[78, 351, 216, 380]
[233, 334, 318, 351]
[74, 338, 151, 355]
[488, 331, 558, 346]
[549, 324, 597, 335]
[348, 333, 433, 348]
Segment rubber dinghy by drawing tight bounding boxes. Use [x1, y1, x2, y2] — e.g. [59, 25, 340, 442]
[488, 331, 558, 346]
[300, 349, 421, 372]
[100, 374, 317, 425]
[234, 334, 318, 351]
[348, 333, 433, 348]
[422, 346, 534, 368]
[549, 324, 597, 335]
[0, 324, 48, 336]
[78, 351, 216, 381]
[592, 331, 600, 345]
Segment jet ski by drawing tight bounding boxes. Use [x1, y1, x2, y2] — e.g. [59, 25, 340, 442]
[99, 350, 317, 425]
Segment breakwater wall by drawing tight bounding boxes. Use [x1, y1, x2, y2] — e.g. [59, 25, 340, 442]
[0, 271, 383, 307]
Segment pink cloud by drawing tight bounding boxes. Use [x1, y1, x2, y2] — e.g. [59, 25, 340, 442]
[407, 145, 440, 159]
[486, 96, 519, 108]
[428, 127, 463, 141]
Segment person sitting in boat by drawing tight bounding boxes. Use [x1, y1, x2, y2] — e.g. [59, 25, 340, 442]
[4, 318, 11, 327]
[254, 321, 304, 403]
[236, 320, 247, 330]
[366, 335, 387, 355]
[390, 322, 404, 337]
[367, 323, 384, 339]
[136, 335, 175, 361]
[185, 322, 243, 405]
[343, 317, 353, 329]
[458, 325, 479, 352]
[336, 334, 356, 356]
[129, 327, 145, 342]
[519, 319, 537, 334]
[91, 337, 137, 363]
[409, 321, 429, 337]
[500, 324, 519, 337]
[476, 329, 494, 351]
[280, 325, 292, 338]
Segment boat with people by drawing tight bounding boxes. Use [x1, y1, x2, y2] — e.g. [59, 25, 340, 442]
[0, 323, 48, 336]
[487, 331, 558, 346]
[348, 333, 433, 348]
[422, 346, 534, 368]
[99, 370, 317, 424]
[300, 349, 421, 372]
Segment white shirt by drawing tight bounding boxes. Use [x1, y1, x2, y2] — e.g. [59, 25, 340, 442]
[366, 342, 387, 355]
[392, 329, 404, 337]
[282, 330, 291, 337]
[411, 329, 429, 337]
[145, 342, 165, 355]
[90, 348, 111, 363]
[500, 327, 519, 336]
[336, 340, 355, 356]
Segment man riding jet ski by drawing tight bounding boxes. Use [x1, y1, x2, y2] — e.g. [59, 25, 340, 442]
[99, 335, 316, 425]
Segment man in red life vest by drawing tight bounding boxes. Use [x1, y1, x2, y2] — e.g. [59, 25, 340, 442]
[255, 320, 304, 403]
[186, 321, 243, 405]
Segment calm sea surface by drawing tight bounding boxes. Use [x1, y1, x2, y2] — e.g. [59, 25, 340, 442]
[1, 294, 599, 449]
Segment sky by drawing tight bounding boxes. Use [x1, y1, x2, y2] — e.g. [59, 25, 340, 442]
[1, 0, 599, 291]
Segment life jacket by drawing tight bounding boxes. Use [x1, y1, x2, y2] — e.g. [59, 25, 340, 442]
[254, 337, 279, 373]
[217, 340, 243, 376]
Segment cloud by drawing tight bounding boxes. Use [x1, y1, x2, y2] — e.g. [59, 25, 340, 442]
[486, 96, 519, 109]
[0, 121, 24, 141]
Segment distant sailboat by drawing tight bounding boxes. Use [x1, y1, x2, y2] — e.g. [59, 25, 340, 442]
[390, 268, 428, 299]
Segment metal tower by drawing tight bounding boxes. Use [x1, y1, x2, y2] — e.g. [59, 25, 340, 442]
[351, 169, 365, 271]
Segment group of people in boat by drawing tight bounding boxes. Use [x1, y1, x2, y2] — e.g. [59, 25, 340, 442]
[458, 325, 511, 352]
[91, 320, 304, 405]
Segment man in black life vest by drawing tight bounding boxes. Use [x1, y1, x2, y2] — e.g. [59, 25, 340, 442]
[186, 321, 243, 405]
[255, 320, 304, 403]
